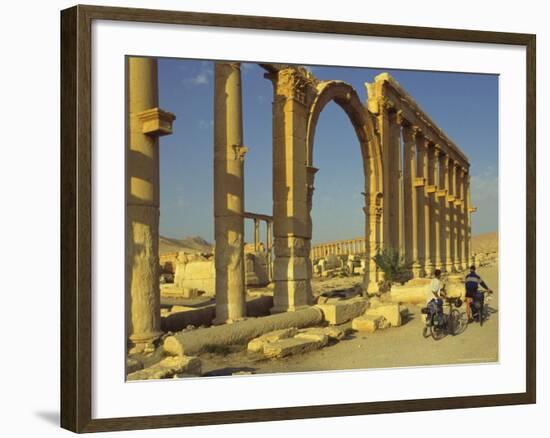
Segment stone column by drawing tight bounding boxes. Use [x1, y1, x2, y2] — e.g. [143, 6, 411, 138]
[465, 174, 473, 266]
[379, 99, 401, 251]
[413, 128, 426, 277]
[424, 143, 436, 276]
[402, 120, 414, 268]
[267, 67, 315, 312]
[254, 218, 260, 251]
[462, 168, 470, 269]
[305, 165, 318, 290]
[214, 62, 247, 323]
[447, 158, 456, 272]
[127, 57, 175, 353]
[364, 192, 383, 292]
[431, 146, 442, 271]
[266, 220, 273, 282]
[436, 151, 448, 272]
[454, 164, 464, 271]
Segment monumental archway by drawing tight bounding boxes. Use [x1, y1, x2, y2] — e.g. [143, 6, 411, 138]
[305, 80, 384, 291]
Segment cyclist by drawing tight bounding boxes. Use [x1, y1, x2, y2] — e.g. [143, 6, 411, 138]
[426, 269, 445, 325]
[465, 265, 492, 322]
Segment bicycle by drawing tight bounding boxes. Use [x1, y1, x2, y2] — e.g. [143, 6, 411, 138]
[422, 296, 468, 340]
[470, 288, 493, 327]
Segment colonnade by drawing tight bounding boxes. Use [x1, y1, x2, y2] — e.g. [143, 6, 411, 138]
[126, 62, 476, 350]
[366, 73, 474, 276]
[311, 238, 368, 259]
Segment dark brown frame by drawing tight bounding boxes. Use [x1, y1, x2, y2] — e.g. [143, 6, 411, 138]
[61, 4, 536, 433]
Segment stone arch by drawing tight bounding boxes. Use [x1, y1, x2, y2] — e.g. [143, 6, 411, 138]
[305, 80, 383, 291]
[306, 80, 382, 194]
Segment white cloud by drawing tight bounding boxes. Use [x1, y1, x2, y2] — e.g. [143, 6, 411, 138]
[182, 63, 213, 87]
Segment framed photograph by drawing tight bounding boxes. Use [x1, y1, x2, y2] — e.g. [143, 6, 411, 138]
[60, 4, 536, 433]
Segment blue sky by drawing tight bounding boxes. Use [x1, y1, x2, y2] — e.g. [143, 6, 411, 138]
[157, 59, 498, 244]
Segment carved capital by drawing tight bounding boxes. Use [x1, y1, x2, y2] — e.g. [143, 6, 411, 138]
[412, 126, 423, 139]
[396, 110, 410, 127]
[275, 67, 317, 105]
[380, 97, 396, 113]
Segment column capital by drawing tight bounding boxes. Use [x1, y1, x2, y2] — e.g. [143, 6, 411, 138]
[271, 67, 317, 105]
[396, 110, 411, 127]
[379, 96, 397, 113]
[412, 125, 424, 139]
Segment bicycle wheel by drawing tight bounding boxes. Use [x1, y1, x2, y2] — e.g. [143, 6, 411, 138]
[430, 314, 446, 340]
[449, 309, 466, 335]
[479, 296, 485, 327]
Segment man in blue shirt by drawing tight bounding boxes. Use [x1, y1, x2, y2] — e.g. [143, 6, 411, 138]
[465, 265, 492, 322]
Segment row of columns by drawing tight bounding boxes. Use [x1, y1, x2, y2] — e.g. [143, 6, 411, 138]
[310, 238, 368, 259]
[368, 73, 475, 279]
[399, 115, 473, 276]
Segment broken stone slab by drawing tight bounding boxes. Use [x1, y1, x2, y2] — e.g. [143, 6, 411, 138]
[352, 315, 383, 333]
[315, 297, 369, 325]
[127, 355, 201, 381]
[365, 303, 402, 327]
[263, 337, 323, 359]
[247, 328, 298, 353]
[323, 326, 346, 340]
[163, 307, 324, 356]
[294, 328, 329, 346]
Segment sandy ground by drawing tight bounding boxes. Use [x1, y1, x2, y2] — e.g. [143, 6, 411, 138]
[198, 265, 499, 376]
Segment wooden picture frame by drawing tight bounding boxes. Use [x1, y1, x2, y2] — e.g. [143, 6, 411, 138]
[60, 4, 536, 433]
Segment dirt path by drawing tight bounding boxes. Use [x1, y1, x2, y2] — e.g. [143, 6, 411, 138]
[199, 265, 499, 376]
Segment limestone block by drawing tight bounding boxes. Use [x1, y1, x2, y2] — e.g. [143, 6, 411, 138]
[174, 259, 215, 295]
[273, 256, 309, 281]
[323, 326, 346, 340]
[352, 315, 382, 333]
[263, 337, 323, 359]
[377, 317, 391, 330]
[245, 252, 269, 287]
[273, 217, 309, 239]
[365, 304, 401, 327]
[272, 279, 312, 312]
[127, 355, 201, 380]
[247, 328, 298, 353]
[294, 328, 329, 346]
[315, 297, 369, 325]
[274, 236, 309, 257]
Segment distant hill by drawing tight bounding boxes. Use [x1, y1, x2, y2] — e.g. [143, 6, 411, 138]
[159, 235, 213, 254]
[471, 231, 498, 254]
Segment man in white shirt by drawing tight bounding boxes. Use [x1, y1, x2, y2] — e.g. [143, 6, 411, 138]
[427, 269, 445, 324]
